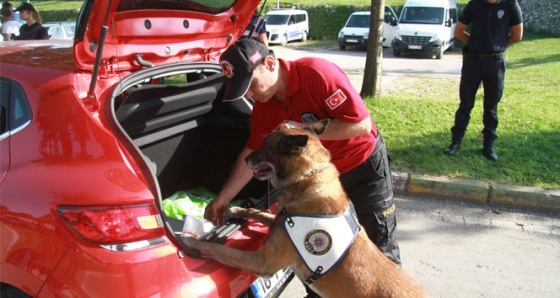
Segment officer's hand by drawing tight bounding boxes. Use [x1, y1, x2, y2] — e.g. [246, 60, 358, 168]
[204, 197, 230, 226]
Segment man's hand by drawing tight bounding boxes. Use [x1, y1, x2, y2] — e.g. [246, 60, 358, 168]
[277, 120, 300, 130]
[204, 197, 230, 226]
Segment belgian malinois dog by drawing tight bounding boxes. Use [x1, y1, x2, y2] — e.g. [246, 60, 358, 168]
[183, 120, 429, 298]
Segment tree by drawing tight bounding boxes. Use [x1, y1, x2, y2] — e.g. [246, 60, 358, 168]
[360, 0, 385, 99]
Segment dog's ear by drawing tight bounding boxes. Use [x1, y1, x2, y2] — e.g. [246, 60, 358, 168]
[278, 135, 309, 154]
[304, 119, 330, 136]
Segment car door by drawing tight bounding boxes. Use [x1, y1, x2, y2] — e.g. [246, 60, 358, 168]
[383, 5, 399, 47]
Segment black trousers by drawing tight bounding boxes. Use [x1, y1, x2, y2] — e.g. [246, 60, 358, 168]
[451, 57, 506, 141]
[339, 134, 401, 265]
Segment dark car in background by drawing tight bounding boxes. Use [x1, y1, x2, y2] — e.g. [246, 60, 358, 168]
[0, 0, 293, 297]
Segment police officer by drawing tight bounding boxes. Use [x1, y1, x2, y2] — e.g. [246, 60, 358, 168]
[444, 0, 523, 161]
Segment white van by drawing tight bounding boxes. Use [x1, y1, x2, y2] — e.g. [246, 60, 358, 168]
[264, 9, 309, 46]
[392, 0, 458, 59]
[337, 6, 399, 50]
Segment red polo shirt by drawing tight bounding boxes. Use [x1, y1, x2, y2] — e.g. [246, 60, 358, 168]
[246, 57, 378, 174]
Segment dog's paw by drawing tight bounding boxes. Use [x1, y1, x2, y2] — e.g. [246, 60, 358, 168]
[181, 236, 203, 258]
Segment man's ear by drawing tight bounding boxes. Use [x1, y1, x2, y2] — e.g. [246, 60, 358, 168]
[278, 135, 309, 154]
[304, 119, 330, 136]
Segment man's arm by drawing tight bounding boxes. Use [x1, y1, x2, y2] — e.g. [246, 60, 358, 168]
[204, 147, 255, 225]
[258, 32, 269, 46]
[454, 21, 470, 43]
[318, 117, 372, 140]
[509, 23, 523, 44]
[281, 117, 372, 141]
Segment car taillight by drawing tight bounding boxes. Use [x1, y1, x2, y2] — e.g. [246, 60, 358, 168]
[57, 203, 164, 245]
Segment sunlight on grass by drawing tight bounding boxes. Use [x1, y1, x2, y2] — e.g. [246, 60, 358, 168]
[367, 31, 560, 190]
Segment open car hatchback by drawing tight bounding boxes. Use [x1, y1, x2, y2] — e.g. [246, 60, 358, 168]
[0, 0, 294, 297]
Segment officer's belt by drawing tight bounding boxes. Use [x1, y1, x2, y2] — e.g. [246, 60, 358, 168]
[464, 52, 505, 60]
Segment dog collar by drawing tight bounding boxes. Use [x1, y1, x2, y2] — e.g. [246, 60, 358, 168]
[281, 203, 360, 284]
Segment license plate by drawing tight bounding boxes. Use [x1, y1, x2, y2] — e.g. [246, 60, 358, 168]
[251, 267, 293, 298]
[346, 39, 359, 43]
[408, 45, 422, 50]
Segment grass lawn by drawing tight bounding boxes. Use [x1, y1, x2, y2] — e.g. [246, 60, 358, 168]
[366, 31, 560, 190]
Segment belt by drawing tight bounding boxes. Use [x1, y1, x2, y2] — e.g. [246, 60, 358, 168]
[464, 53, 505, 60]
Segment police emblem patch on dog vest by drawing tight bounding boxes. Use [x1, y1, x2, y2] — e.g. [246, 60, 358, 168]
[282, 203, 360, 282]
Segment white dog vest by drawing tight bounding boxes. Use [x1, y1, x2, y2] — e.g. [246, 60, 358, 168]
[281, 203, 360, 284]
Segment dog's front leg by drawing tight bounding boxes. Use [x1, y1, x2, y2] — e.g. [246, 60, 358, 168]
[226, 206, 276, 226]
[182, 231, 291, 278]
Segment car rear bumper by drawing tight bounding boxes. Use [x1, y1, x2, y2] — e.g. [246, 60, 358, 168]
[36, 235, 260, 298]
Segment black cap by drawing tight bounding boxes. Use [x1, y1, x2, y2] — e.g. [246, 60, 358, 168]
[219, 39, 269, 101]
[14, 2, 34, 12]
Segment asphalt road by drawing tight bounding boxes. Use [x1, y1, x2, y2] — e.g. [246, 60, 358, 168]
[271, 44, 463, 91]
[280, 195, 560, 297]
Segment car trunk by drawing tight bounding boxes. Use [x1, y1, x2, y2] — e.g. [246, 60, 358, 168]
[107, 61, 269, 242]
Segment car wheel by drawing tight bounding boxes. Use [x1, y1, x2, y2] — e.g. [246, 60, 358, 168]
[339, 44, 346, 50]
[435, 46, 444, 59]
[280, 34, 288, 46]
[301, 31, 307, 42]
[393, 49, 401, 57]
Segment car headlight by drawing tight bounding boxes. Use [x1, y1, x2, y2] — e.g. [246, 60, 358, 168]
[338, 31, 344, 38]
[363, 31, 369, 39]
[395, 31, 402, 41]
[429, 35, 439, 43]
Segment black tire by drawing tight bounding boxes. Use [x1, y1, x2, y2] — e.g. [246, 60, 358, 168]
[280, 34, 288, 46]
[393, 49, 401, 57]
[339, 44, 346, 50]
[435, 46, 444, 59]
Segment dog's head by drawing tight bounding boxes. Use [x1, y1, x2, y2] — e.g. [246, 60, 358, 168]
[245, 120, 332, 188]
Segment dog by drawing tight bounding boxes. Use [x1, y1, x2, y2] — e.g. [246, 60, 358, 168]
[183, 120, 429, 298]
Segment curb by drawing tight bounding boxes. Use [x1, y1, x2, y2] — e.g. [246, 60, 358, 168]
[392, 171, 560, 215]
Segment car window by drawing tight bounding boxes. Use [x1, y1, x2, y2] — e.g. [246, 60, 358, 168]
[116, 0, 236, 13]
[0, 78, 32, 139]
[295, 14, 306, 23]
[347, 15, 369, 28]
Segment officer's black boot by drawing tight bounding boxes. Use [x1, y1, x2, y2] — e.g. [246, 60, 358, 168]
[482, 139, 498, 161]
[444, 137, 462, 156]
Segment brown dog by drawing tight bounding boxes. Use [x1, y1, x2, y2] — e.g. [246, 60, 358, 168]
[183, 120, 429, 298]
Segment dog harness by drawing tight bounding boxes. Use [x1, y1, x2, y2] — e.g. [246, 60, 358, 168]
[281, 203, 360, 284]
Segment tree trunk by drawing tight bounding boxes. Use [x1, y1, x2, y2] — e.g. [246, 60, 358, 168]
[360, 0, 385, 99]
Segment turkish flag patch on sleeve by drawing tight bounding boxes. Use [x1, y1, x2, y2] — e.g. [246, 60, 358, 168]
[325, 89, 348, 110]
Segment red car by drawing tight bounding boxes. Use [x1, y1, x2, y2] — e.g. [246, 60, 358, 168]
[0, 0, 293, 297]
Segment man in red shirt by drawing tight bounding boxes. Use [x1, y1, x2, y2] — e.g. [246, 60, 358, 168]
[205, 40, 400, 273]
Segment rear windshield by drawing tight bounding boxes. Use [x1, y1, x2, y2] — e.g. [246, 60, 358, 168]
[399, 7, 444, 25]
[117, 0, 236, 14]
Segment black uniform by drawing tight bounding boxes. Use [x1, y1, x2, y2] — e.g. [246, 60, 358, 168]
[16, 22, 49, 40]
[450, 0, 523, 148]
